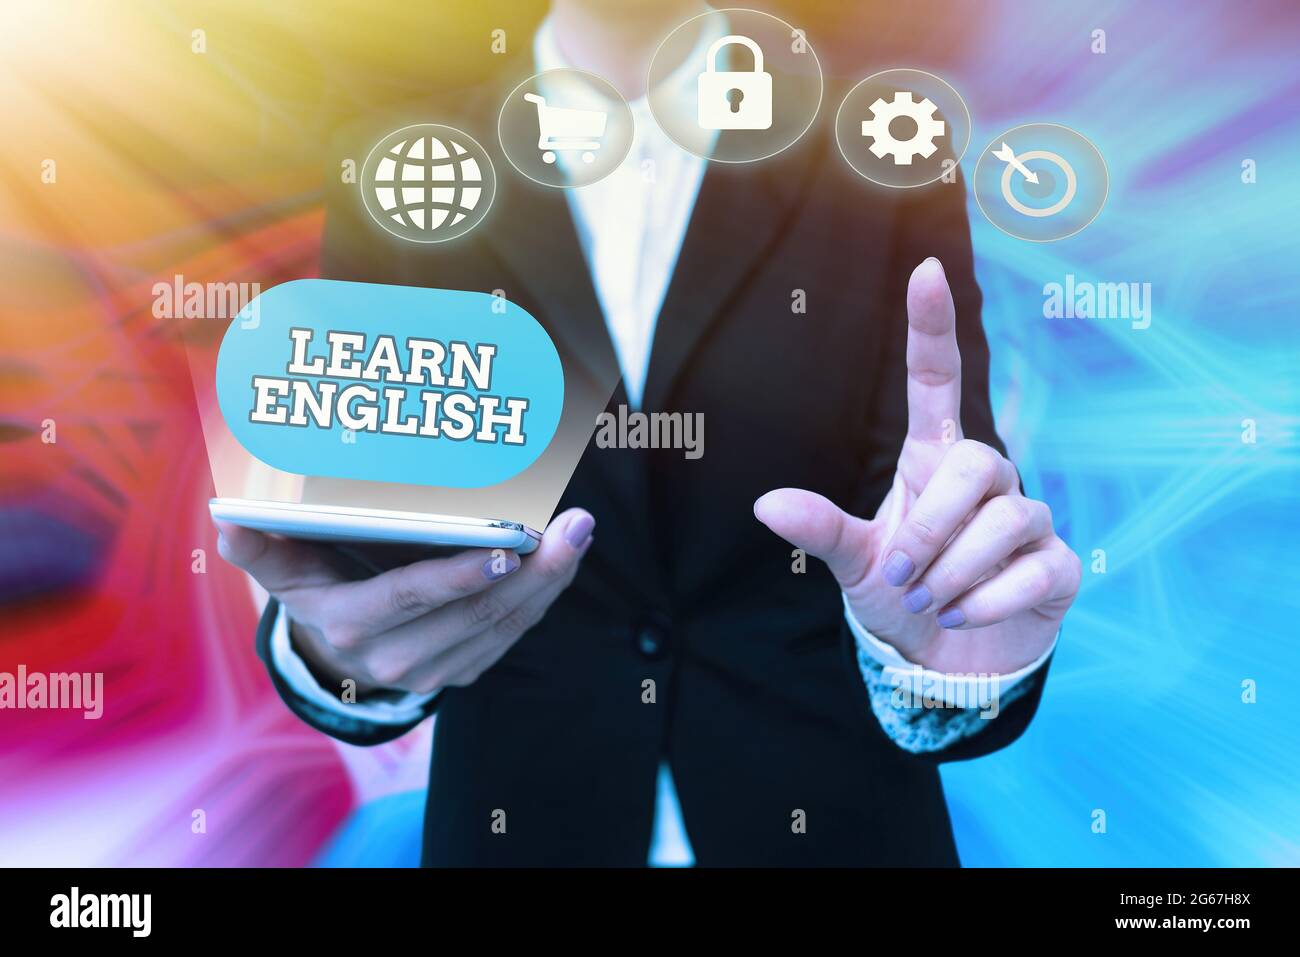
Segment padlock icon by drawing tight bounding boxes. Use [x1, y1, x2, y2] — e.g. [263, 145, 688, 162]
[697, 35, 773, 131]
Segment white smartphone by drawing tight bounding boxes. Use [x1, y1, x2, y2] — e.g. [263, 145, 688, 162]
[209, 498, 541, 554]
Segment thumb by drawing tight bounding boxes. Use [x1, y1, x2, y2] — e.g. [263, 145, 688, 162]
[754, 489, 875, 590]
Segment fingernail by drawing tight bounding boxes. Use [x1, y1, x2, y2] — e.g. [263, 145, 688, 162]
[482, 553, 520, 580]
[564, 513, 595, 549]
[924, 256, 944, 274]
[937, 607, 965, 629]
[902, 584, 932, 614]
[882, 551, 914, 586]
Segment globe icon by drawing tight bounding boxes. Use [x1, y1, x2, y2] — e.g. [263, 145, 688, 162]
[361, 124, 496, 243]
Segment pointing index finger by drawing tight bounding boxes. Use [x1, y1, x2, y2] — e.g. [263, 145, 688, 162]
[905, 257, 963, 442]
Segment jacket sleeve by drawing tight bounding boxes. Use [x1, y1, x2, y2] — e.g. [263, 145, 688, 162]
[255, 597, 440, 747]
[841, 616, 1054, 763]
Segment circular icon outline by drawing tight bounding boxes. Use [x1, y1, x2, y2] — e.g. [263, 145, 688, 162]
[1001, 150, 1076, 217]
[835, 68, 971, 188]
[360, 123, 497, 244]
[974, 123, 1109, 243]
[497, 69, 634, 189]
[645, 6, 824, 165]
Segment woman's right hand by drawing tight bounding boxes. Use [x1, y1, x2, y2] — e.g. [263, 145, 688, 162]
[214, 508, 595, 696]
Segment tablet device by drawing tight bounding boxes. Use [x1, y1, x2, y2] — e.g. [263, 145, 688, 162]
[209, 498, 542, 554]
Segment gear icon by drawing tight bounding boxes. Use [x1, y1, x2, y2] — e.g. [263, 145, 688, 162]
[860, 91, 946, 166]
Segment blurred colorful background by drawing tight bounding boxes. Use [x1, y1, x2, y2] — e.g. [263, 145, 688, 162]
[1, 0, 1297, 866]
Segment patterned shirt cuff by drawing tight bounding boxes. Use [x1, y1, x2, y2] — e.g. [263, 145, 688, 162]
[843, 593, 1057, 754]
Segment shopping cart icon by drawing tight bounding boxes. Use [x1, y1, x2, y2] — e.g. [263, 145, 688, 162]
[522, 92, 607, 165]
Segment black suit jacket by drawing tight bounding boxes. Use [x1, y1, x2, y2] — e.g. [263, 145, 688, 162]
[255, 77, 1052, 867]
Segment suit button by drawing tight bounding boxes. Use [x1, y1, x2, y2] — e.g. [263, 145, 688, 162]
[634, 621, 669, 660]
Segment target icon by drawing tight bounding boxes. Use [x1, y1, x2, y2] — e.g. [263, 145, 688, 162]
[1000, 150, 1077, 217]
[973, 124, 1108, 242]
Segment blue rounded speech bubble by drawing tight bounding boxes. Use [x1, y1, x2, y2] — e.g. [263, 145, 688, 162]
[215, 279, 564, 488]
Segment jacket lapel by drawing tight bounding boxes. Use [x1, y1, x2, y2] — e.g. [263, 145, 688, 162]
[641, 132, 822, 413]
[477, 172, 623, 397]
[473, 146, 663, 603]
